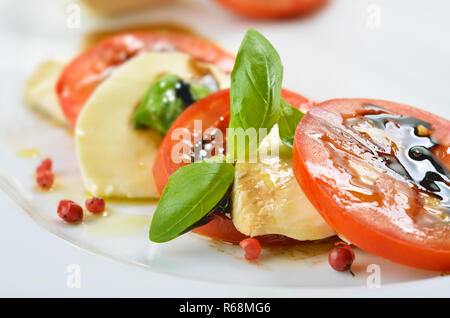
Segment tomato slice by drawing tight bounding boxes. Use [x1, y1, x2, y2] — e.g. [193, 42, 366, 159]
[194, 214, 247, 244]
[56, 32, 235, 127]
[292, 98, 450, 270]
[214, 0, 327, 18]
[154, 88, 312, 244]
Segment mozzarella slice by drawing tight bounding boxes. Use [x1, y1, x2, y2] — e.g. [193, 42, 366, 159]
[24, 59, 67, 126]
[232, 125, 336, 241]
[76, 52, 230, 199]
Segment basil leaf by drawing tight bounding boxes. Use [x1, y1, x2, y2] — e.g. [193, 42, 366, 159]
[133, 74, 212, 135]
[278, 98, 304, 148]
[149, 160, 234, 243]
[228, 29, 283, 160]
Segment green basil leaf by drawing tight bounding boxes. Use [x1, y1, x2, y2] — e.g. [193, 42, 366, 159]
[278, 98, 304, 148]
[190, 83, 212, 100]
[149, 160, 235, 243]
[228, 29, 284, 160]
[133, 74, 212, 135]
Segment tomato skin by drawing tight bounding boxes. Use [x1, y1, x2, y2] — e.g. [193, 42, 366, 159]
[214, 0, 328, 18]
[292, 98, 450, 271]
[56, 32, 235, 127]
[154, 88, 312, 245]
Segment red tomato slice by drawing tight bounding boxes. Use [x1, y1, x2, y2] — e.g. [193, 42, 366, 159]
[154, 88, 312, 244]
[292, 98, 450, 271]
[214, 0, 328, 18]
[56, 32, 235, 127]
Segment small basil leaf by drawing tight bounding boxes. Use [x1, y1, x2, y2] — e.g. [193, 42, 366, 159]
[132, 74, 180, 133]
[149, 160, 234, 243]
[278, 98, 304, 148]
[133, 74, 212, 135]
[190, 83, 213, 101]
[228, 29, 283, 160]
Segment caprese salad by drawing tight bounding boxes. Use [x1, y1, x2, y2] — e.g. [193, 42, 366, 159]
[25, 28, 450, 274]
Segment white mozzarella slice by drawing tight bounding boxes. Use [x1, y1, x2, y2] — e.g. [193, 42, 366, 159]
[76, 52, 229, 198]
[232, 125, 336, 241]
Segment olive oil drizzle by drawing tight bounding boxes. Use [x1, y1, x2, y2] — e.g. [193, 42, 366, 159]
[362, 105, 449, 214]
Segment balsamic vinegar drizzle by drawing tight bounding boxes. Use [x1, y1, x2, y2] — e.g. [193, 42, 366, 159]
[362, 105, 450, 215]
[175, 80, 196, 107]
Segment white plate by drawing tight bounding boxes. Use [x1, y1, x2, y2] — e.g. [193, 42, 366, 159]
[1, 0, 449, 291]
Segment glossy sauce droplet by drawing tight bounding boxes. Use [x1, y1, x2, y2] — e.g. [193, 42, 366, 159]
[362, 109, 449, 217]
